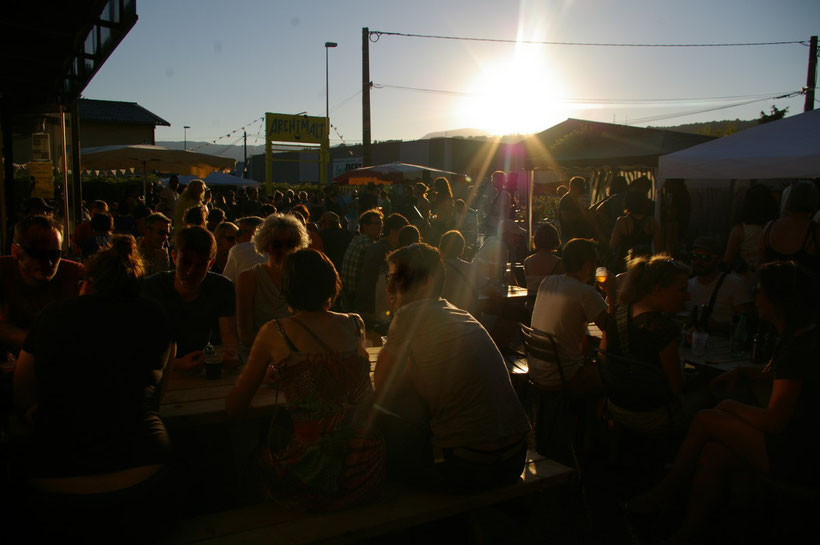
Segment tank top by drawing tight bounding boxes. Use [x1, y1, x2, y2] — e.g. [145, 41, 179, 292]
[763, 220, 820, 273]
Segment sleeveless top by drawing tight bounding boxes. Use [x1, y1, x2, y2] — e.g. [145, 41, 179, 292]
[251, 262, 291, 333]
[762, 220, 820, 273]
[262, 315, 384, 510]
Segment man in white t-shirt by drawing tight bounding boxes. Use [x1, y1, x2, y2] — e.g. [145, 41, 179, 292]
[221, 216, 266, 282]
[530, 238, 614, 392]
[685, 236, 753, 333]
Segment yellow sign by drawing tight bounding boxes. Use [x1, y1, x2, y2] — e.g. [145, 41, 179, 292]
[265, 113, 327, 144]
[29, 161, 54, 199]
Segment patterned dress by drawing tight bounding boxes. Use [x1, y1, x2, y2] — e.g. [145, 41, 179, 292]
[261, 316, 384, 511]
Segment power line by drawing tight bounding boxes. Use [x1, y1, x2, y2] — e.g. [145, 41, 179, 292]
[374, 83, 796, 106]
[629, 91, 802, 124]
[370, 30, 807, 48]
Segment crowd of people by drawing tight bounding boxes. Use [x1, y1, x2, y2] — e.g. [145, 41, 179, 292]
[1, 172, 819, 542]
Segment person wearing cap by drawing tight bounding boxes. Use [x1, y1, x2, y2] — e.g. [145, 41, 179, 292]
[0, 215, 84, 359]
[318, 211, 354, 273]
[685, 236, 753, 334]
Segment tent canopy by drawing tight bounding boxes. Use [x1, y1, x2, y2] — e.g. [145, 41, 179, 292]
[82, 144, 235, 178]
[658, 109, 820, 181]
[523, 118, 715, 170]
[333, 162, 470, 185]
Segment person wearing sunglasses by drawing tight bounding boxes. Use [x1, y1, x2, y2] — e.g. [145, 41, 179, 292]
[138, 213, 172, 276]
[236, 213, 310, 362]
[339, 209, 384, 310]
[211, 221, 239, 275]
[1, 215, 84, 360]
[685, 236, 753, 334]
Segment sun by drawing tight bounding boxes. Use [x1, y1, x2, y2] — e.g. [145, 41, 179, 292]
[456, 46, 572, 136]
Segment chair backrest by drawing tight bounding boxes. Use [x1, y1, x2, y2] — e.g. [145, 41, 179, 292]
[520, 323, 567, 386]
[596, 349, 673, 411]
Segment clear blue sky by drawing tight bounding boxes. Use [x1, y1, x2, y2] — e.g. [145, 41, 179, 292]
[83, 0, 819, 154]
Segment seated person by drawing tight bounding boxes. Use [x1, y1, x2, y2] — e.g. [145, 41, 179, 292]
[439, 229, 489, 316]
[626, 262, 820, 542]
[530, 238, 614, 393]
[211, 221, 239, 275]
[222, 216, 266, 283]
[227, 249, 383, 510]
[685, 236, 753, 334]
[236, 214, 309, 361]
[354, 213, 409, 320]
[600, 254, 690, 433]
[13, 235, 174, 540]
[141, 226, 240, 372]
[374, 243, 531, 492]
[523, 223, 564, 295]
[1, 215, 83, 359]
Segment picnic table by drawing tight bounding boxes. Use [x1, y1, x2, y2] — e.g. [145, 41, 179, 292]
[160, 348, 382, 428]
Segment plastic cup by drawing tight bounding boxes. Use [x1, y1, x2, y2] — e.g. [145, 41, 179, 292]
[595, 267, 608, 284]
[691, 330, 708, 357]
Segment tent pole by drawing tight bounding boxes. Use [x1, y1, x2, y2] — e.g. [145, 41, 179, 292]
[59, 105, 71, 251]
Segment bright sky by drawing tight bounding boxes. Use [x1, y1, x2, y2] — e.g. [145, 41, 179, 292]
[83, 0, 819, 153]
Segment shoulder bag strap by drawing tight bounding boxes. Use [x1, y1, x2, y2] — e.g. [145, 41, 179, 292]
[704, 273, 727, 323]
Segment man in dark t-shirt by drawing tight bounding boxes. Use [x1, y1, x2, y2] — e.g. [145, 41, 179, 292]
[0, 215, 84, 359]
[558, 176, 595, 242]
[142, 226, 239, 372]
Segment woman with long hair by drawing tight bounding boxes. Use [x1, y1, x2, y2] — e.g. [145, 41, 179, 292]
[228, 249, 383, 510]
[601, 254, 690, 432]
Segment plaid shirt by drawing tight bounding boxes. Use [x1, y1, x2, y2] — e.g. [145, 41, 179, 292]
[340, 234, 374, 302]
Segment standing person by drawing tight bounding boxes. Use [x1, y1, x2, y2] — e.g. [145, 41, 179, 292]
[429, 177, 455, 245]
[558, 176, 596, 243]
[593, 176, 628, 251]
[138, 213, 172, 277]
[318, 212, 354, 273]
[173, 179, 206, 229]
[157, 175, 180, 220]
[374, 243, 531, 491]
[141, 226, 240, 372]
[236, 214, 309, 361]
[483, 171, 511, 234]
[339, 209, 383, 310]
[625, 262, 820, 542]
[761, 179, 820, 274]
[723, 184, 779, 288]
[0, 215, 84, 359]
[73, 200, 108, 258]
[227, 249, 383, 510]
[610, 191, 663, 273]
[439, 229, 489, 316]
[81, 212, 114, 260]
[12, 235, 174, 541]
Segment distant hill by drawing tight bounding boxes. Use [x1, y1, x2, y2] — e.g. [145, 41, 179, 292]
[648, 118, 757, 137]
[157, 140, 264, 162]
[420, 128, 490, 139]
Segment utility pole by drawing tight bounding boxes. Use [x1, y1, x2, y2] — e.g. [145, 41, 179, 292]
[243, 131, 248, 178]
[804, 35, 818, 112]
[362, 27, 372, 167]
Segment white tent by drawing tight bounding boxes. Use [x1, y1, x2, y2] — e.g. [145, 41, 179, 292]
[658, 108, 820, 182]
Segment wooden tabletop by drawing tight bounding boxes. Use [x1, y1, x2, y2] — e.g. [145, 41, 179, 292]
[160, 348, 383, 428]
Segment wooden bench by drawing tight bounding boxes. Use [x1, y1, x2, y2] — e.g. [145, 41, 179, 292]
[161, 452, 573, 545]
